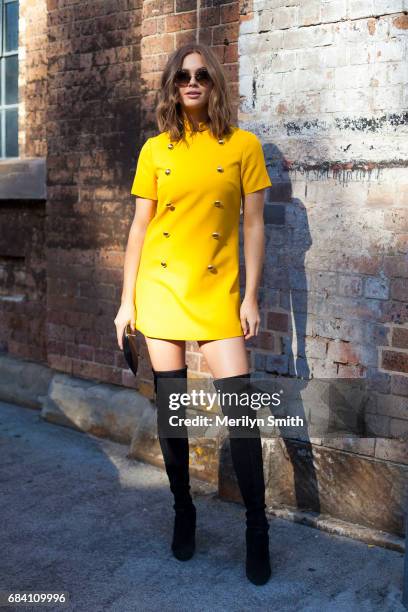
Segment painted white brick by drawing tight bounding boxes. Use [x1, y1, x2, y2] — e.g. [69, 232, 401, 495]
[349, 42, 377, 64]
[261, 50, 297, 72]
[347, 0, 374, 19]
[239, 54, 254, 77]
[299, 0, 321, 26]
[239, 12, 260, 35]
[321, 0, 348, 23]
[386, 62, 406, 85]
[284, 23, 334, 49]
[373, 0, 404, 12]
[335, 64, 372, 89]
[375, 39, 405, 62]
[335, 18, 388, 43]
[372, 85, 402, 109]
[367, 62, 389, 87]
[258, 72, 284, 95]
[239, 30, 284, 55]
[321, 44, 350, 66]
[240, 75, 254, 99]
[296, 48, 321, 69]
[253, 0, 284, 9]
[269, 6, 298, 30]
[298, 67, 333, 91]
[281, 70, 298, 95]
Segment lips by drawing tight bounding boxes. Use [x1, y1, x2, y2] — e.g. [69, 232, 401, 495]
[186, 92, 200, 98]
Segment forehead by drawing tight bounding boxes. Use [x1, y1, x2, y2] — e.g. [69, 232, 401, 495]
[181, 52, 207, 69]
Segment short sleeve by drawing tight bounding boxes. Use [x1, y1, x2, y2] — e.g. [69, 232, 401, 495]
[240, 133, 272, 196]
[130, 138, 158, 200]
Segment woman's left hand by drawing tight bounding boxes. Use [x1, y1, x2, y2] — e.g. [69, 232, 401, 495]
[240, 295, 261, 340]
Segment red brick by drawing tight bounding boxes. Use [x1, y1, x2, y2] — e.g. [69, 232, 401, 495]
[384, 255, 408, 279]
[220, 3, 239, 23]
[391, 326, 408, 349]
[266, 311, 289, 332]
[212, 23, 238, 45]
[382, 350, 408, 374]
[327, 340, 360, 365]
[166, 12, 197, 32]
[391, 278, 408, 302]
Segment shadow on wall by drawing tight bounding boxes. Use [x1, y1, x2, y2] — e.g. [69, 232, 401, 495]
[237, 140, 403, 532]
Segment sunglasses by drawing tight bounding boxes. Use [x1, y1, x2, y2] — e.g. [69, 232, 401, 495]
[174, 68, 212, 87]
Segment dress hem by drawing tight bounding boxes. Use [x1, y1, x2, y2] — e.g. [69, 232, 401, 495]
[139, 330, 245, 341]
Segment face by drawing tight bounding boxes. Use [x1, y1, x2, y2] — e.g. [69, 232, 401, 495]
[175, 52, 213, 112]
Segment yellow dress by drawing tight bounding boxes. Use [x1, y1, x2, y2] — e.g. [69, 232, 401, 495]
[130, 119, 272, 340]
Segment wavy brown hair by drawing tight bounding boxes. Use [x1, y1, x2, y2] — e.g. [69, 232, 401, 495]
[156, 43, 235, 142]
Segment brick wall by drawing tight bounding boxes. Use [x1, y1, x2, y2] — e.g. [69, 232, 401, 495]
[2, 1, 407, 413]
[238, 1, 408, 447]
[43, 0, 242, 388]
[0, 0, 48, 361]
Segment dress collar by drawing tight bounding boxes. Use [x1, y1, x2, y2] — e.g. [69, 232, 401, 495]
[182, 116, 209, 133]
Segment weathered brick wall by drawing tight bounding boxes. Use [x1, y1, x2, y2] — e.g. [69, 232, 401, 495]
[44, 0, 146, 386]
[0, 0, 48, 360]
[4, 1, 407, 414]
[44, 0, 241, 389]
[238, 2, 408, 452]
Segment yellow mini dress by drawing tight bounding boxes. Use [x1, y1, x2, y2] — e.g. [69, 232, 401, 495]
[130, 119, 272, 341]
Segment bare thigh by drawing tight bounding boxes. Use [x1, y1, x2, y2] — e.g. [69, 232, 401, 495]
[144, 336, 186, 371]
[197, 336, 250, 378]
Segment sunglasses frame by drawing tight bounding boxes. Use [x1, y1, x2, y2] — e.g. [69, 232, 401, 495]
[174, 68, 212, 88]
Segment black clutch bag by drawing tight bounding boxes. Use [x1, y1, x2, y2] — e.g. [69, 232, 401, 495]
[122, 323, 139, 376]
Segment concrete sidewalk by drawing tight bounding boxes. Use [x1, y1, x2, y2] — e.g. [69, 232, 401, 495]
[0, 399, 405, 612]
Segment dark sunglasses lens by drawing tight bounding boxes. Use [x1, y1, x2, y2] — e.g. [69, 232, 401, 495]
[175, 70, 190, 86]
[196, 69, 210, 83]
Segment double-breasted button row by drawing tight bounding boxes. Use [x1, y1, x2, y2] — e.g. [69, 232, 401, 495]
[161, 136, 225, 272]
[160, 261, 217, 271]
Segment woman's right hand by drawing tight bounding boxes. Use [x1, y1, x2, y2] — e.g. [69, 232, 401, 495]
[114, 302, 136, 350]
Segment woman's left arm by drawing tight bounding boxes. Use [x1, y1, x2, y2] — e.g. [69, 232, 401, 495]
[241, 189, 266, 339]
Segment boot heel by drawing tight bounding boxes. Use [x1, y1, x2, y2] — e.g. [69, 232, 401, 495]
[171, 504, 196, 561]
[246, 527, 271, 585]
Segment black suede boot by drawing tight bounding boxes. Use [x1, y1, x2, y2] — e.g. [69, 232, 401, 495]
[153, 365, 196, 561]
[213, 373, 271, 585]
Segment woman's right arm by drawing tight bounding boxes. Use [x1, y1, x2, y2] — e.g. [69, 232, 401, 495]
[114, 196, 157, 349]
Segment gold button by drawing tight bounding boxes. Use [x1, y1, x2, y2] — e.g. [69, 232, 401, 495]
[161, 261, 167, 267]
[214, 200, 222, 207]
[163, 232, 170, 237]
[212, 232, 220, 238]
[207, 264, 214, 270]
[165, 202, 173, 207]
[168, 143, 174, 149]
[165, 169, 171, 175]
[218, 139, 224, 144]
[217, 166, 223, 172]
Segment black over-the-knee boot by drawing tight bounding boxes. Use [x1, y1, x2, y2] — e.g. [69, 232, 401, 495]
[152, 365, 196, 561]
[213, 373, 271, 585]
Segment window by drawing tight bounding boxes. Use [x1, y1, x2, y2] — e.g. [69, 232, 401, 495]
[1, 0, 18, 158]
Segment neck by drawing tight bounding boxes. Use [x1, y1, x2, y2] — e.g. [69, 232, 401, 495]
[183, 110, 209, 129]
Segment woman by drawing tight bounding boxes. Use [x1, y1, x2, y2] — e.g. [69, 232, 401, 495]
[115, 42, 273, 585]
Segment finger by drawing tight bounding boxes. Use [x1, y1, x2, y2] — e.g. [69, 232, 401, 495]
[247, 320, 255, 339]
[241, 316, 248, 335]
[254, 319, 260, 335]
[119, 323, 127, 350]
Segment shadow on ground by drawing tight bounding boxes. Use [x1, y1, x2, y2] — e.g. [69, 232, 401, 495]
[0, 400, 405, 612]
